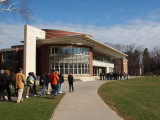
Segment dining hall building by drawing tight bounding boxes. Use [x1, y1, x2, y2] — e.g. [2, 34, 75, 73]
[0, 25, 128, 77]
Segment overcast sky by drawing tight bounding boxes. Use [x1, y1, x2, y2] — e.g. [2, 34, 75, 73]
[0, 0, 160, 50]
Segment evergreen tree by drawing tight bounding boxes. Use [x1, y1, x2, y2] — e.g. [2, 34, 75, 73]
[142, 48, 151, 75]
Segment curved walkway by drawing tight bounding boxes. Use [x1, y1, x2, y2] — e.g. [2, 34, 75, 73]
[51, 80, 123, 120]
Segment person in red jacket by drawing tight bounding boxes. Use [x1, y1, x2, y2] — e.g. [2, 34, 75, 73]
[49, 70, 59, 98]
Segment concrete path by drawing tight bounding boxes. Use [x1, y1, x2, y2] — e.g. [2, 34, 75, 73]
[50, 80, 123, 120]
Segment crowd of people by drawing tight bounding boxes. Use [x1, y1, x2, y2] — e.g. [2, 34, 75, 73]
[100, 72, 129, 80]
[0, 68, 75, 103]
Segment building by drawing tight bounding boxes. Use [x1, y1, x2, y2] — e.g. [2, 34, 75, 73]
[0, 25, 128, 77]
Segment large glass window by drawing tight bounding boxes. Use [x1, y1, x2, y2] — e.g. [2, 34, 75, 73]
[51, 47, 89, 55]
[50, 46, 90, 75]
[93, 54, 111, 63]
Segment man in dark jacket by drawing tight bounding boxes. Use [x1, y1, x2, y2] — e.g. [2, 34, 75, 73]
[68, 72, 74, 92]
[45, 72, 50, 94]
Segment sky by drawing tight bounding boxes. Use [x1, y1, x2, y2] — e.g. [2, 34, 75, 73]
[0, 0, 160, 50]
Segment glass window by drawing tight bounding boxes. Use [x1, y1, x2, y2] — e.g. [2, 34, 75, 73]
[69, 63, 73, 73]
[85, 64, 87, 74]
[81, 48, 85, 54]
[82, 63, 84, 74]
[73, 47, 77, 54]
[78, 63, 81, 74]
[52, 48, 55, 54]
[55, 47, 59, 54]
[60, 47, 66, 54]
[4, 51, 15, 59]
[88, 64, 90, 74]
[65, 63, 68, 74]
[74, 63, 77, 74]
[77, 48, 81, 54]
[52, 63, 54, 69]
[55, 63, 59, 71]
[85, 48, 89, 55]
[60, 63, 64, 73]
[68, 47, 72, 54]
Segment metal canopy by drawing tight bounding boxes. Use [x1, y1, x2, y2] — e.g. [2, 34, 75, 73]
[36, 35, 127, 58]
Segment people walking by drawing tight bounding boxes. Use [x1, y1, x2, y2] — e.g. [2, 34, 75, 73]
[2, 70, 12, 101]
[40, 73, 48, 96]
[13, 68, 26, 103]
[0, 70, 4, 101]
[49, 70, 59, 99]
[56, 71, 60, 96]
[68, 73, 74, 92]
[10, 72, 17, 96]
[26, 72, 35, 98]
[32, 72, 37, 96]
[45, 72, 50, 94]
[59, 72, 64, 93]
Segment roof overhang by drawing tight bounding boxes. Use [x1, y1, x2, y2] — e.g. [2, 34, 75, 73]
[36, 35, 127, 58]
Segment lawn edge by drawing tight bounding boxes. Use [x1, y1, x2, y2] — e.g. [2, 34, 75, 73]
[49, 93, 66, 120]
[97, 82, 131, 120]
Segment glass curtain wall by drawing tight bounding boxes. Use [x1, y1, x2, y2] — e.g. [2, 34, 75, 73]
[50, 46, 90, 75]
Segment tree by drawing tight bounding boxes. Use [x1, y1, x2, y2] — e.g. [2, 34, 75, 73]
[0, 0, 34, 23]
[105, 42, 144, 75]
[150, 45, 160, 74]
[142, 48, 151, 75]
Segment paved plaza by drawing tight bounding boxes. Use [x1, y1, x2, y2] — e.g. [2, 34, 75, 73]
[51, 80, 123, 120]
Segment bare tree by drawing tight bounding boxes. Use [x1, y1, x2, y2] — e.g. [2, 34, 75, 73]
[150, 45, 160, 74]
[0, 0, 34, 23]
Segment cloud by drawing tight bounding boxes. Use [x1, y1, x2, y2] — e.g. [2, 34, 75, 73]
[0, 23, 24, 49]
[0, 20, 160, 50]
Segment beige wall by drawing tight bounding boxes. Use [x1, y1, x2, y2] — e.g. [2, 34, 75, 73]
[24, 25, 45, 76]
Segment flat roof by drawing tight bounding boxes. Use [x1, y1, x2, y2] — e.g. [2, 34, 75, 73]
[36, 35, 127, 58]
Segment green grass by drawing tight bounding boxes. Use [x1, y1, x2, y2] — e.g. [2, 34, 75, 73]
[98, 77, 160, 120]
[0, 93, 65, 120]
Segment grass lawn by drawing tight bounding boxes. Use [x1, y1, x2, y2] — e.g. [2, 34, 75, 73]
[0, 89, 65, 120]
[98, 77, 160, 120]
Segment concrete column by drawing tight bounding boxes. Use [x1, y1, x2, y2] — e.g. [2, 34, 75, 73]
[24, 25, 45, 76]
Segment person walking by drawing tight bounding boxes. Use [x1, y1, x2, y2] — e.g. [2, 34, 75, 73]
[68, 73, 74, 92]
[2, 70, 12, 101]
[0, 70, 4, 101]
[49, 70, 59, 99]
[40, 73, 48, 96]
[32, 72, 37, 96]
[45, 72, 50, 94]
[26, 72, 35, 98]
[13, 68, 26, 103]
[59, 72, 64, 93]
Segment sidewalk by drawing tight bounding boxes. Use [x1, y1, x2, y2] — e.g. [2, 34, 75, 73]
[50, 80, 123, 120]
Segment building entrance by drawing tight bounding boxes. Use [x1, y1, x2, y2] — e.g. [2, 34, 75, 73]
[93, 67, 106, 76]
